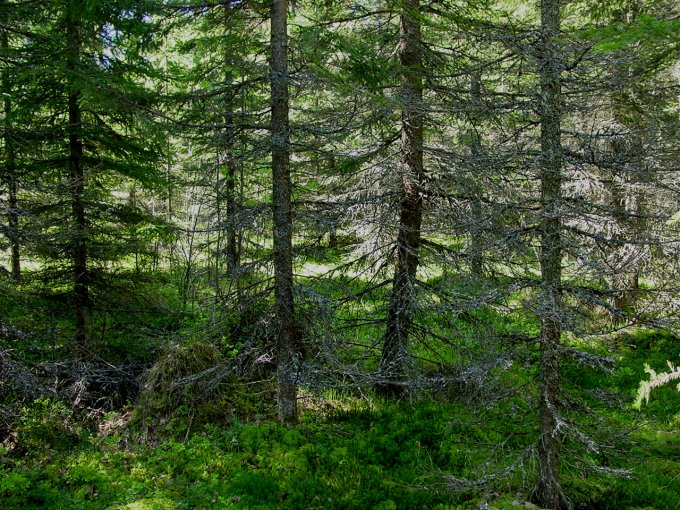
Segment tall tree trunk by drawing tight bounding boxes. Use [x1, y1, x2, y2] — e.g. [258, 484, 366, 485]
[468, 69, 484, 277]
[7, 174, 19, 278]
[378, 0, 424, 397]
[537, 0, 565, 508]
[1, 19, 20, 278]
[327, 156, 339, 249]
[271, 0, 298, 423]
[224, 94, 240, 276]
[221, 4, 240, 279]
[225, 162, 239, 274]
[215, 46, 241, 295]
[66, 5, 90, 348]
[214, 147, 223, 294]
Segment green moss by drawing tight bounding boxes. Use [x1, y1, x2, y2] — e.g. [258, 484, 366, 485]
[4, 326, 680, 510]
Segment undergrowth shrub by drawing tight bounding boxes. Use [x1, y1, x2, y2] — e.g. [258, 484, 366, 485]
[135, 342, 226, 431]
[10, 398, 81, 455]
[134, 342, 278, 439]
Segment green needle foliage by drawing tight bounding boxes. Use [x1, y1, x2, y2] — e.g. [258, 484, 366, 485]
[5, 0, 167, 351]
[0, 1, 678, 509]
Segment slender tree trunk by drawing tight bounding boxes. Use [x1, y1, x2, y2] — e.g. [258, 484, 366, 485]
[216, 80, 240, 294]
[162, 36, 174, 259]
[469, 69, 484, 277]
[378, 0, 424, 397]
[1, 22, 20, 279]
[214, 147, 222, 294]
[225, 164, 239, 273]
[537, 0, 565, 508]
[213, 91, 237, 295]
[225, 109, 240, 276]
[327, 156, 339, 249]
[8, 174, 19, 278]
[221, 6, 240, 279]
[66, 6, 90, 348]
[271, 0, 298, 423]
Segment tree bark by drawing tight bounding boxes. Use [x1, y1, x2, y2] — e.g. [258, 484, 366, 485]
[225, 103, 240, 276]
[378, 0, 424, 397]
[8, 173, 19, 278]
[216, 40, 241, 295]
[66, 4, 90, 348]
[222, 4, 240, 278]
[1, 17, 20, 279]
[468, 69, 484, 277]
[537, 0, 566, 508]
[327, 156, 339, 249]
[271, 0, 298, 423]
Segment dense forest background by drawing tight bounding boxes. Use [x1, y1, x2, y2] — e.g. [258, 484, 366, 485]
[1, 0, 679, 509]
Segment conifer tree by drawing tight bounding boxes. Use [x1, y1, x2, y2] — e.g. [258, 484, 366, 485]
[11, 0, 164, 350]
[536, 0, 565, 505]
[0, 0, 21, 279]
[378, 0, 424, 396]
[271, 0, 298, 423]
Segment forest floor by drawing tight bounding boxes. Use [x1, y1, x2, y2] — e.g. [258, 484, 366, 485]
[1, 330, 679, 510]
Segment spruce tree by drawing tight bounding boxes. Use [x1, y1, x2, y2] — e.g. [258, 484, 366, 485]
[12, 0, 164, 351]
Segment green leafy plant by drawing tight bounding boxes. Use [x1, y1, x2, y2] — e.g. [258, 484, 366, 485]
[16, 398, 81, 453]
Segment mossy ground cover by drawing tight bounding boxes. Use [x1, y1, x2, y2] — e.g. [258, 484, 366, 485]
[2, 279, 678, 510]
[0, 403, 484, 509]
[2, 334, 679, 510]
